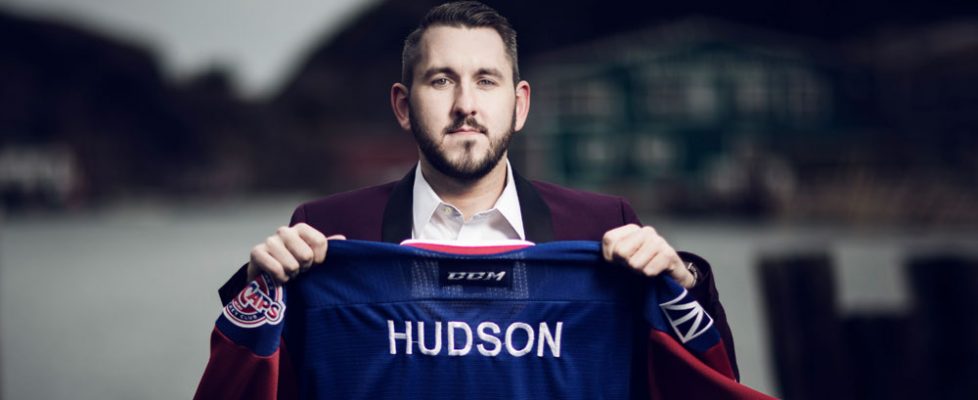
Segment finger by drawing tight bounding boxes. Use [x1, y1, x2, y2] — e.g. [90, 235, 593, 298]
[670, 262, 695, 288]
[318, 235, 348, 265]
[642, 252, 674, 277]
[296, 224, 329, 263]
[319, 233, 348, 262]
[626, 236, 661, 272]
[662, 255, 693, 287]
[609, 228, 647, 264]
[250, 244, 289, 282]
[601, 224, 640, 261]
[265, 235, 300, 278]
[278, 226, 314, 269]
[657, 248, 692, 286]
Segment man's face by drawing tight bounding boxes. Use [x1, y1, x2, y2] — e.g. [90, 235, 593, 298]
[404, 26, 525, 181]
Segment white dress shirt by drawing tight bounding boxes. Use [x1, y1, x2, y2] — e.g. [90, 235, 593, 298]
[409, 162, 700, 286]
[411, 161, 525, 242]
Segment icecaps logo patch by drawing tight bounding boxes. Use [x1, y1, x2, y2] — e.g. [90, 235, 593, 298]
[659, 288, 713, 343]
[223, 273, 285, 328]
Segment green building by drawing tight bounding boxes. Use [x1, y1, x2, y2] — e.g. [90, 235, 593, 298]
[522, 18, 841, 213]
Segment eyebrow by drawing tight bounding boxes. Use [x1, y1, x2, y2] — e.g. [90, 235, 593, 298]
[420, 67, 458, 81]
[475, 68, 504, 79]
[420, 67, 505, 81]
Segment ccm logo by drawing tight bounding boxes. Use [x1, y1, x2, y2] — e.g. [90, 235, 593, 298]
[447, 271, 507, 281]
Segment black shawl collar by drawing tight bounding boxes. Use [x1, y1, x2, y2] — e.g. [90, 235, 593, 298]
[380, 167, 554, 243]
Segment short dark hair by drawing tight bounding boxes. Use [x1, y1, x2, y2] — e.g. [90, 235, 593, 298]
[401, 1, 519, 87]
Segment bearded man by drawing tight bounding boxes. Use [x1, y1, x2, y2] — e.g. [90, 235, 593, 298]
[217, 0, 738, 378]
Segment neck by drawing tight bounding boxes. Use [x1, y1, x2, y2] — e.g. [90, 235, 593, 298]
[420, 156, 509, 221]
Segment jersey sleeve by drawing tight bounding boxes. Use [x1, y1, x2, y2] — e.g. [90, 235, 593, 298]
[622, 196, 740, 379]
[644, 278, 774, 399]
[195, 274, 297, 400]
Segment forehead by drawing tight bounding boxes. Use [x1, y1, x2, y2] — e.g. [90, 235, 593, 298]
[416, 25, 512, 78]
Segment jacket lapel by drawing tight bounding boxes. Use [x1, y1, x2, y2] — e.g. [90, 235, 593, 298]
[380, 169, 415, 243]
[380, 167, 555, 243]
[513, 171, 554, 243]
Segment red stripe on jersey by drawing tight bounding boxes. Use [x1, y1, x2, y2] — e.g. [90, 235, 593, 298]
[401, 240, 533, 255]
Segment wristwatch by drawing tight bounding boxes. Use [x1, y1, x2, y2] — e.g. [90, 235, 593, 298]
[684, 261, 700, 286]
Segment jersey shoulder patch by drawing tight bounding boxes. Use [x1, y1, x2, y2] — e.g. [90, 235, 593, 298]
[223, 273, 286, 328]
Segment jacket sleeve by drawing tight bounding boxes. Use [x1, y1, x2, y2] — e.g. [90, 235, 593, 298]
[196, 274, 297, 399]
[620, 198, 740, 380]
[219, 205, 308, 306]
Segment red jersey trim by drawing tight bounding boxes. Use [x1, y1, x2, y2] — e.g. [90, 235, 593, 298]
[400, 239, 534, 255]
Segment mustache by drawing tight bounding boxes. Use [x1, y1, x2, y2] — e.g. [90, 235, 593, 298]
[446, 115, 488, 134]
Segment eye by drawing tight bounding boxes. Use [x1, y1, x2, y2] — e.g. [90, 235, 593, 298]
[478, 78, 498, 87]
[431, 78, 451, 88]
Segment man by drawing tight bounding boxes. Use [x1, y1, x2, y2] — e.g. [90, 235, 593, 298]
[218, 0, 737, 377]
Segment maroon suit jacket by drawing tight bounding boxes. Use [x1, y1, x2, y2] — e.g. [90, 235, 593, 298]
[218, 168, 739, 378]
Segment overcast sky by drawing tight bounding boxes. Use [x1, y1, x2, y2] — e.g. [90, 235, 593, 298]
[0, 0, 381, 98]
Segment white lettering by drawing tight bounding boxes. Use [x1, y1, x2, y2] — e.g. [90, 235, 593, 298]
[446, 271, 507, 281]
[447, 272, 466, 280]
[447, 321, 473, 356]
[388, 320, 412, 355]
[486, 271, 506, 281]
[537, 321, 562, 357]
[417, 321, 442, 355]
[505, 322, 535, 357]
[388, 320, 561, 358]
[476, 322, 502, 356]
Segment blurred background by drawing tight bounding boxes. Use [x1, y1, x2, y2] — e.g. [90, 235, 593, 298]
[1, 0, 976, 398]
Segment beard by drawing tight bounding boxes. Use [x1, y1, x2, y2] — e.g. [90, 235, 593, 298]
[409, 108, 516, 182]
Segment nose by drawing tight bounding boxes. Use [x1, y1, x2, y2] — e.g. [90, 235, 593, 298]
[452, 82, 477, 117]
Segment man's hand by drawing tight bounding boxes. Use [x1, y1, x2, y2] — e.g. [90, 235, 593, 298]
[601, 224, 695, 288]
[247, 223, 346, 283]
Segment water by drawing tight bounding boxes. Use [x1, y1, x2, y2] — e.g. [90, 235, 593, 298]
[1, 197, 974, 399]
[0, 197, 303, 400]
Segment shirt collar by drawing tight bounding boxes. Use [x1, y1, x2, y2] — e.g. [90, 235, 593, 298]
[411, 161, 525, 240]
[495, 163, 525, 239]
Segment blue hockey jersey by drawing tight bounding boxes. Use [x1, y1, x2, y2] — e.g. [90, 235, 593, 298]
[195, 240, 772, 399]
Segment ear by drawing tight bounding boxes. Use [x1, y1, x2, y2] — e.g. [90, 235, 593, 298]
[391, 82, 411, 131]
[513, 80, 531, 132]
